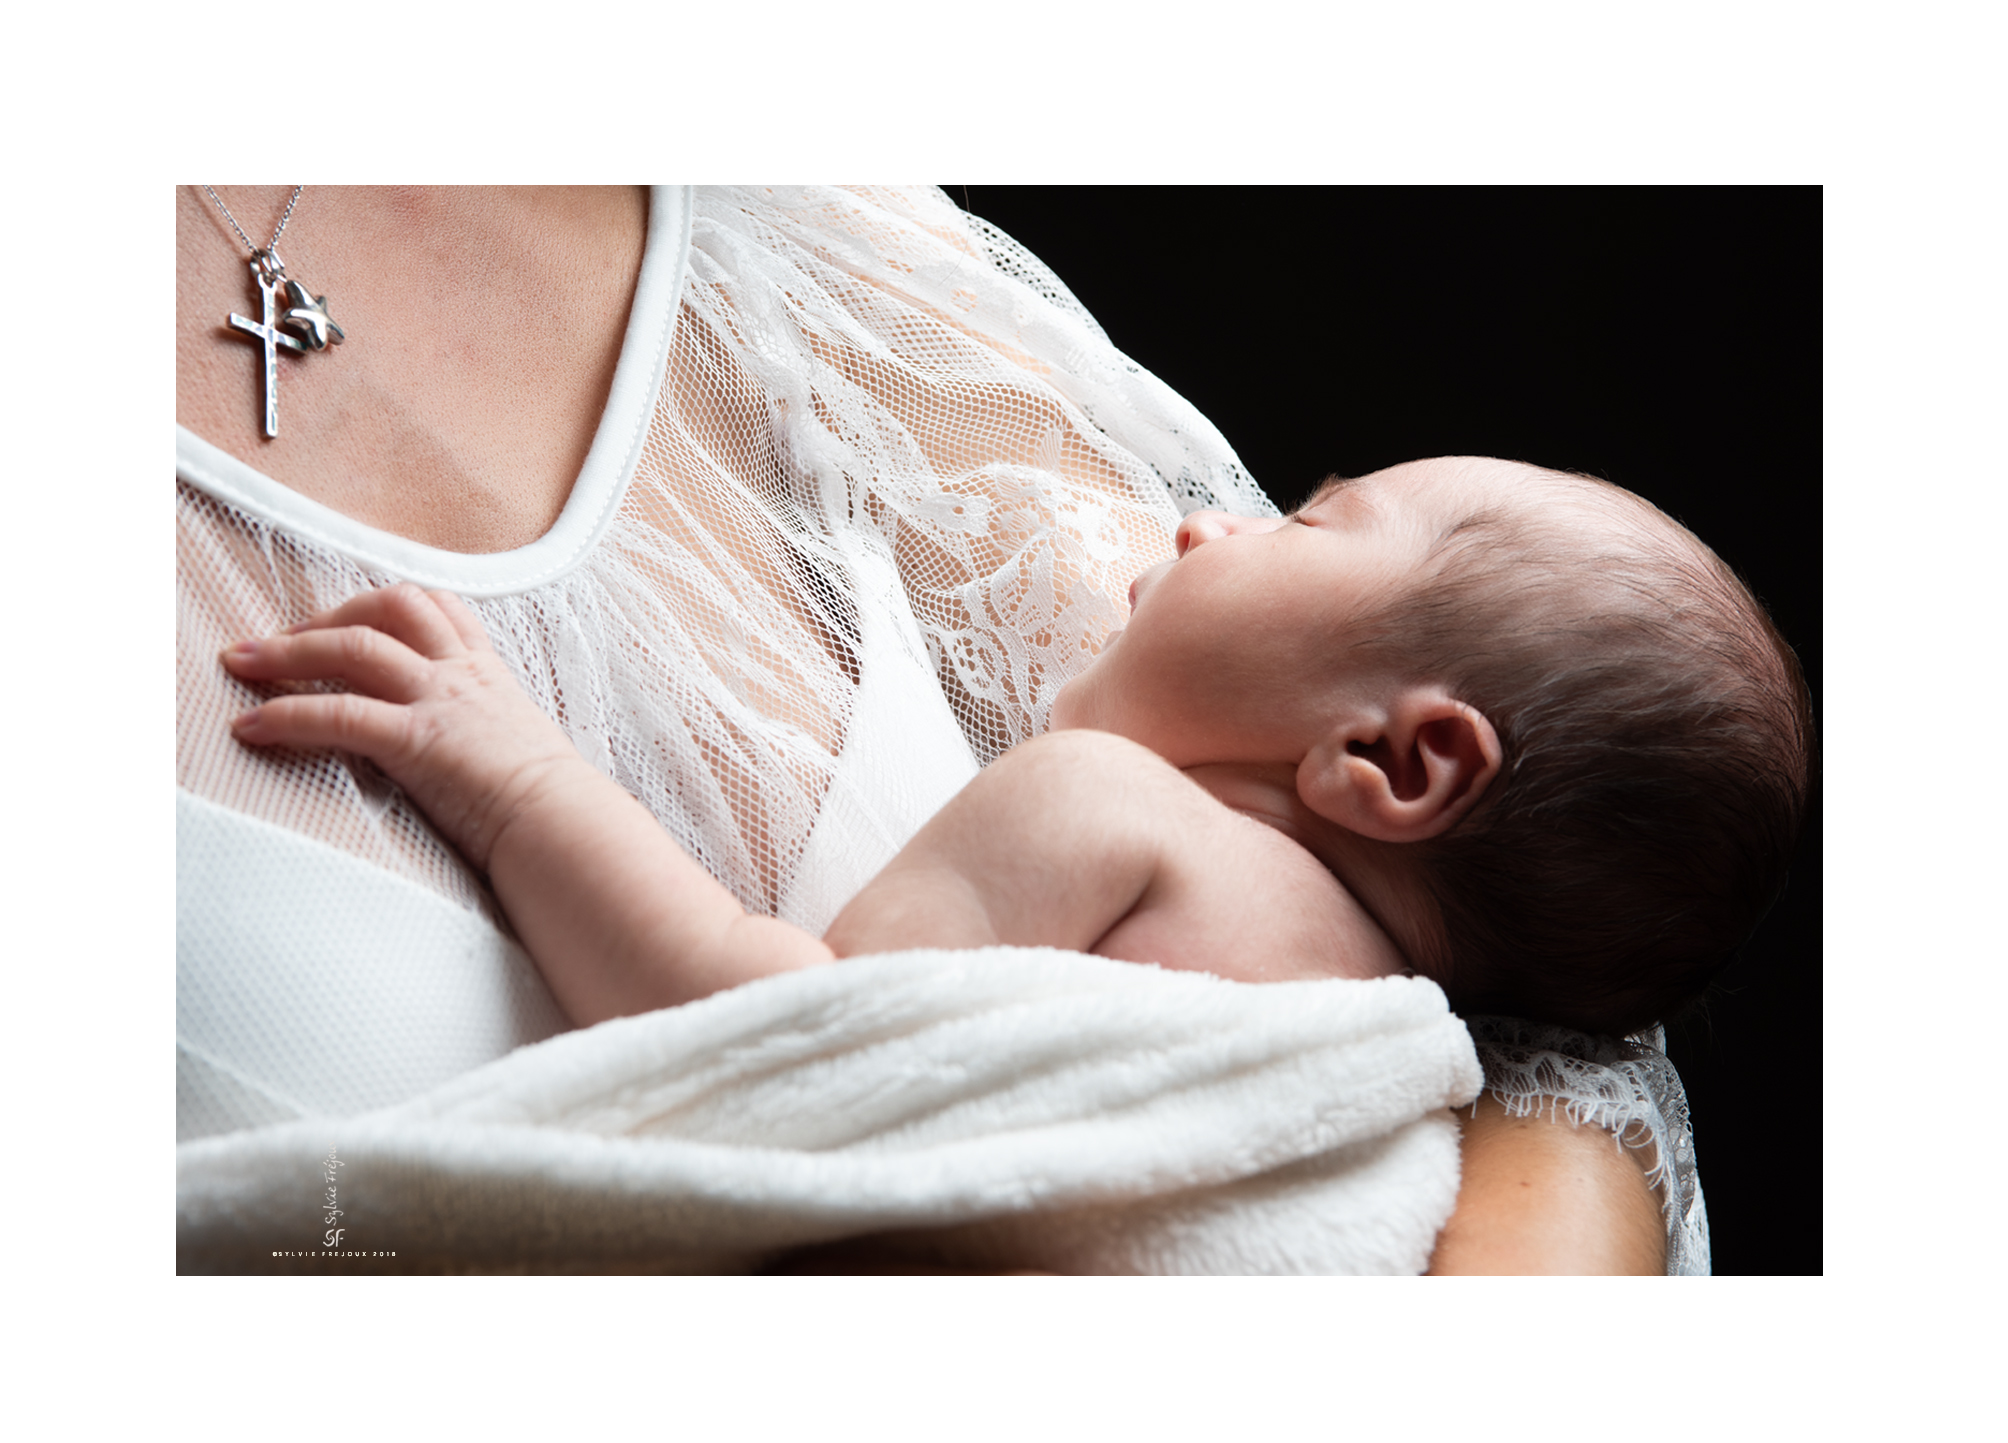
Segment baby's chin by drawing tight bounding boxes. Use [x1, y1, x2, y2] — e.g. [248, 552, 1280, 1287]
[1047, 679, 1086, 732]
[1047, 647, 1111, 732]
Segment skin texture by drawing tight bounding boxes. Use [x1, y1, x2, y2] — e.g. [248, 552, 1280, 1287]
[223, 590, 1405, 1023]
[1430, 1095, 1666, 1274]
[1049, 463, 1513, 778]
[186, 190, 1663, 1271]
[1064, 471, 1668, 1273]
[178, 185, 646, 553]
[223, 578, 1665, 1274]
[225, 587, 829, 1023]
[830, 730, 1406, 984]
[1051, 467, 1519, 971]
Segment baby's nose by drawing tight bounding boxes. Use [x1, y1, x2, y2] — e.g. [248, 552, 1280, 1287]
[1175, 511, 1233, 557]
[1177, 510, 1285, 555]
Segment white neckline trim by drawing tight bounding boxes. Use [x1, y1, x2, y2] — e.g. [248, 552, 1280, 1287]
[175, 185, 693, 599]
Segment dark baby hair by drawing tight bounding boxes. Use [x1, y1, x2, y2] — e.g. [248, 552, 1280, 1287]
[1356, 465, 1813, 1037]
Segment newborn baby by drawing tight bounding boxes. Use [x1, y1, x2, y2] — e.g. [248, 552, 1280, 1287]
[222, 457, 1811, 1036]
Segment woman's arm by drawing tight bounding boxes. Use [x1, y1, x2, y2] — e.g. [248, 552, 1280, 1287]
[774, 1096, 1665, 1275]
[226, 592, 1667, 1276]
[1427, 1094, 1666, 1274]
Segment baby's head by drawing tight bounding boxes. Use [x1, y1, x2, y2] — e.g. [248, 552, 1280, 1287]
[1052, 456, 1812, 1035]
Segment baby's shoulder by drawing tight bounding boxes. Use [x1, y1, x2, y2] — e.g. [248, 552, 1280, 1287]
[996, 727, 1193, 788]
[1049, 745, 1408, 984]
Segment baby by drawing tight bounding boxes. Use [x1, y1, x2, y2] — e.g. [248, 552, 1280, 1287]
[222, 457, 1811, 1036]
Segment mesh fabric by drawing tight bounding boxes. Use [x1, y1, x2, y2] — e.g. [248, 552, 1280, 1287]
[176, 185, 1706, 1271]
[178, 185, 1271, 930]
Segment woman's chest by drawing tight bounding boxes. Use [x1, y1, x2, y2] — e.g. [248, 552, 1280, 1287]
[175, 186, 648, 555]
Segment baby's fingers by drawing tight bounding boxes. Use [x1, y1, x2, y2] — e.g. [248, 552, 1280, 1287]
[429, 591, 495, 653]
[222, 626, 432, 702]
[232, 692, 420, 767]
[282, 583, 471, 660]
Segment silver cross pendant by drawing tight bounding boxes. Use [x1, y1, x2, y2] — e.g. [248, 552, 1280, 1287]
[225, 249, 342, 438]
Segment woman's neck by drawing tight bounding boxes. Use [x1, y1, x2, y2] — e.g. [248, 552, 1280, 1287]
[176, 186, 649, 555]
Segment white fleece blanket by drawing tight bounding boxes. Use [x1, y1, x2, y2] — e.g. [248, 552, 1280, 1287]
[177, 948, 1482, 1273]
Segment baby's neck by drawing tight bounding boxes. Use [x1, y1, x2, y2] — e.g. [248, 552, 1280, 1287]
[1182, 762, 1438, 973]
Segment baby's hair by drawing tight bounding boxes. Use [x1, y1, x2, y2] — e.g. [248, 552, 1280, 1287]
[1349, 463, 1813, 1037]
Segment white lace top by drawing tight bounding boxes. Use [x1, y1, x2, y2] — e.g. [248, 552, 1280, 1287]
[1467, 1018, 1708, 1275]
[176, 184, 1706, 1273]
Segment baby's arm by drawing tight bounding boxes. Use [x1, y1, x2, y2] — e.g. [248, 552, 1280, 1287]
[222, 585, 833, 1025]
[225, 588, 1380, 1027]
[225, 591, 1174, 995]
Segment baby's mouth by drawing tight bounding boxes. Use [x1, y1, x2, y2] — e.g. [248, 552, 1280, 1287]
[1127, 559, 1172, 613]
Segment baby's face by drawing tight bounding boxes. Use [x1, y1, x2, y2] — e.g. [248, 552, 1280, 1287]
[1050, 457, 1586, 766]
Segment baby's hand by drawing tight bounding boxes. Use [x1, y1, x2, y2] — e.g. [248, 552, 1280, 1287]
[222, 584, 587, 873]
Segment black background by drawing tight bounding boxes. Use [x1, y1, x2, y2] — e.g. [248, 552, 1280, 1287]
[952, 187, 1820, 1275]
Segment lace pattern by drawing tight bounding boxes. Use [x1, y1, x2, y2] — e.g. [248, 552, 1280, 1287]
[178, 186, 1717, 1273]
[1466, 1015, 1709, 1275]
[179, 187, 1274, 929]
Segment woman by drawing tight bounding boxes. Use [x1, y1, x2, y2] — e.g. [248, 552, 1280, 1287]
[177, 185, 1684, 1272]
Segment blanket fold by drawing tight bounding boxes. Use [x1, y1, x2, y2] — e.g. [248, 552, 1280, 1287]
[177, 948, 1482, 1273]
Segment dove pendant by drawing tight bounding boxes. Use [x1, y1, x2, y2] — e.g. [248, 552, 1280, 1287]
[224, 251, 343, 439]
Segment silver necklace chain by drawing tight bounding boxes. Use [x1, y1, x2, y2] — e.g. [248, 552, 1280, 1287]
[204, 185, 303, 262]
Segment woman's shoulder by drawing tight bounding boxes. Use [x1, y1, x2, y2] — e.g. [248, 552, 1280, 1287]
[1428, 1092, 1667, 1274]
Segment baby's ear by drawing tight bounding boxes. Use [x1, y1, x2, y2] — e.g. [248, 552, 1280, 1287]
[1296, 690, 1502, 843]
